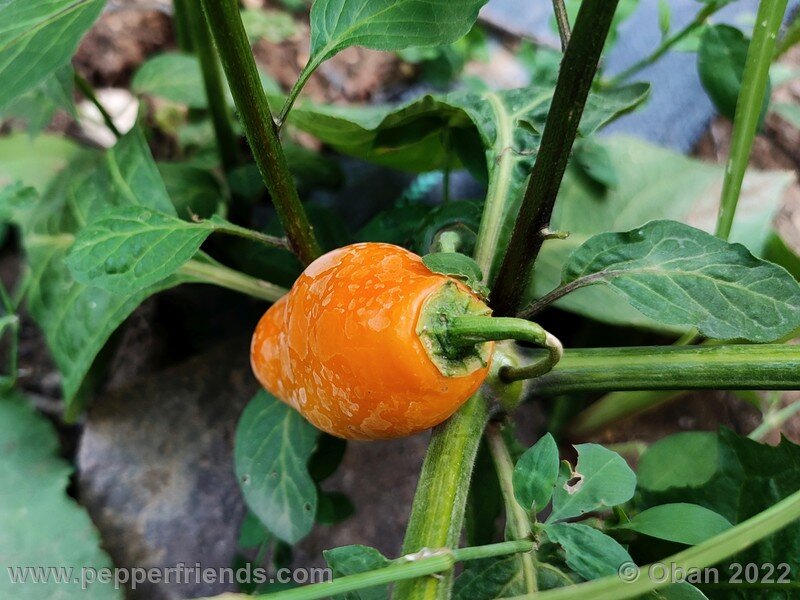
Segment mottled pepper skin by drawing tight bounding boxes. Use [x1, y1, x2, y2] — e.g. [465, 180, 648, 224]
[251, 243, 492, 440]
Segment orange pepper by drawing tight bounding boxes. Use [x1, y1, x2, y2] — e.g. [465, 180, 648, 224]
[251, 242, 493, 440]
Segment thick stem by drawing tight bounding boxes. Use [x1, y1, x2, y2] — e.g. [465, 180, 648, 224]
[716, 0, 788, 240]
[198, 0, 321, 265]
[74, 73, 122, 139]
[264, 540, 533, 600]
[171, 0, 194, 53]
[188, 4, 240, 175]
[486, 424, 538, 594]
[179, 258, 287, 302]
[551, 0, 571, 51]
[490, 0, 620, 317]
[395, 393, 489, 600]
[605, 1, 723, 88]
[511, 344, 800, 392]
[503, 487, 800, 600]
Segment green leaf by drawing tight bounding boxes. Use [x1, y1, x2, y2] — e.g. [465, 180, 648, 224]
[242, 7, 298, 44]
[316, 491, 355, 525]
[637, 432, 719, 492]
[66, 206, 220, 295]
[658, 0, 671, 38]
[646, 584, 709, 600]
[512, 433, 560, 513]
[773, 101, 800, 129]
[557, 220, 800, 342]
[238, 510, 272, 549]
[11, 128, 186, 417]
[158, 162, 224, 220]
[616, 503, 732, 545]
[323, 545, 390, 600]
[453, 556, 527, 599]
[0, 0, 105, 109]
[698, 25, 770, 124]
[234, 390, 318, 545]
[548, 444, 636, 523]
[640, 429, 800, 580]
[572, 137, 618, 189]
[529, 136, 793, 332]
[0, 392, 121, 599]
[544, 523, 633, 581]
[308, 433, 347, 483]
[0, 133, 83, 193]
[0, 65, 76, 135]
[308, 0, 488, 66]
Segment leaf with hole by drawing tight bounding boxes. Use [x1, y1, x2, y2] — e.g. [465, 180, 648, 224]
[235, 390, 318, 545]
[555, 220, 800, 342]
[548, 444, 636, 523]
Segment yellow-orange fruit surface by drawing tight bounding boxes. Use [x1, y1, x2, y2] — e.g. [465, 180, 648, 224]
[251, 243, 492, 440]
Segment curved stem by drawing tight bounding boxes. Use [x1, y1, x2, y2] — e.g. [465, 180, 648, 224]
[395, 392, 489, 600]
[73, 73, 122, 139]
[277, 59, 321, 128]
[551, 0, 571, 51]
[716, 0, 788, 239]
[179, 258, 287, 302]
[486, 423, 538, 594]
[198, 0, 321, 265]
[491, 0, 621, 317]
[447, 316, 563, 379]
[512, 344, 800, 391]
[605, 1, 723, 88]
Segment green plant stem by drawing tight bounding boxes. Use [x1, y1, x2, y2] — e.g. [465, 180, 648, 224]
[395, 393, 489, 600]
[749, 399, 800, 440]
[264, 540, 532, 600]
[73, 72, 121, 139]
[198, 0, 321, 265]
[179, 258, 286, 302]
[171, 0, 194, 53]
[490, 0, 620, 317]
[551, 0, 571, 50]
[716, 0, 788, 240]
[277, 59, 322, 127]
[504, 487, 800, 600]
[486, 423, 538, 593]
[567, 390, 683, 439]
[187, 4, 240, 175]
[510, 344, 800, 392]
[209, 216, 289, 249]
[447, 316, 563, 378]
[605, 1, 724, 87]
[775, 9, 800, 57]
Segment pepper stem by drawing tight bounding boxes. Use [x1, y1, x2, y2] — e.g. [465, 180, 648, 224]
[446, 316, 563, 379]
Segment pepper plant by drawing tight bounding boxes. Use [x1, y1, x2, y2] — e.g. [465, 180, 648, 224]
[1, 0, 800, 599]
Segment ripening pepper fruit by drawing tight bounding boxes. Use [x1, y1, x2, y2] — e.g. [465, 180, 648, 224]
[250, 242, 493, 440]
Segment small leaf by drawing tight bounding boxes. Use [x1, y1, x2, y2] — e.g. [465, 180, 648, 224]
[308, 0, 488, 66]
[158, 162, 224, 220]
[0, 0, 105, 109]
[545, 523, 633, 581]
[0, 133, 83, 193]
[573, 137, 618, 189]
[698, 25, 770, 124]
[453, 556, 527, 599]
[558, 220, 800, 342]
[423, 252, 487, 296]
[242, 7, 298, 44]
[238, 511, 272, 549]
[658, 0, 671, 38]
[637, 432, 719, 492]
[616, 503, 732, 545]
[234, 391, 318, 544]
[548, 444, 636, 523]
[512, 433, 560, 514]
[323, 545, 390, 600]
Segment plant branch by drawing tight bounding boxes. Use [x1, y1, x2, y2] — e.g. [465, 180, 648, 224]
[508, 344, 800, 392]
[486, 423, 538, 594]
[198, 0, 321, 265]
[503, 487, 800, 600]
[490, 0, 620, 317]
[605, 1, 724, 87]
[179, 258, 287, 302]
[775, 9, 800, 58]
[171, 0, 194, 53]
[749, 398, 800, 441]
[551, 0, 571, 51]
[73, 72, 121, 139]
[208, 216, 290, 249]
[716, 0, 788, 240]
[187, 4, 240, 175]
[264, 540, 532, 600]
[395, 392, 489, 600]
[277, 59, 322, 128]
